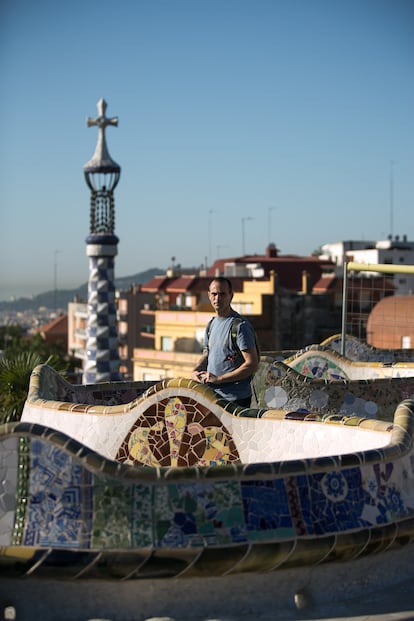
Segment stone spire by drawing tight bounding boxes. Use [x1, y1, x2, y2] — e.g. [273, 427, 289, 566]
[82, 99, 121, 384]
[84, 98, 120, 174]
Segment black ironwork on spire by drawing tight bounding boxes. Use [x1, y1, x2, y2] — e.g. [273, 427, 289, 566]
[84, 99, 121, 235]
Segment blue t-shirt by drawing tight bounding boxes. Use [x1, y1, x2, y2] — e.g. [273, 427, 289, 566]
[203, 311, 256, 401]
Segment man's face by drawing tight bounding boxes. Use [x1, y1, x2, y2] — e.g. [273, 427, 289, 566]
[208, 280, 233, 316]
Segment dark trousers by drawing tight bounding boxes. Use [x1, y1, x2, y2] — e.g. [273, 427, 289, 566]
[235, 395, 252, 408]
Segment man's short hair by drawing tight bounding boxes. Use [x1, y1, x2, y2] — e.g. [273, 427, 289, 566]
[208, 277, 233, 293]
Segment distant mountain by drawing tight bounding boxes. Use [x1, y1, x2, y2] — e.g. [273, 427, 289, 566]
[0, 268, 164, 311]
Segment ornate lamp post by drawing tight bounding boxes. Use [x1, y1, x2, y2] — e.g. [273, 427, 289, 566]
[82, 98, 121, 383]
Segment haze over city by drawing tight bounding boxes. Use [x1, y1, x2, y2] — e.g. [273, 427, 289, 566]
[1, 0, 413, 302]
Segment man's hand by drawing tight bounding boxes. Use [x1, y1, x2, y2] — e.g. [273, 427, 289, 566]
[192, 371, 218, 384]
[191, 370, 204, 382]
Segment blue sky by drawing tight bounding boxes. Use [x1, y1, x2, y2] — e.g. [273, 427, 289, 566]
[1, 0, 413, 301]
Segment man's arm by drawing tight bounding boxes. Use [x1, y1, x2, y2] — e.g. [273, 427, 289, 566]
[200, 347, 258, 385]
[191, 351, 208, 382]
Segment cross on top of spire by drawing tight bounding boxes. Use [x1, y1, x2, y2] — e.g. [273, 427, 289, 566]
[84, 98, 120, 173]
[88, 98, 117, 129]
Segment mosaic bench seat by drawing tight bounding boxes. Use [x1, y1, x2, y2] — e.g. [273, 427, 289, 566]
[252, 359, 414, 421]
[262, 335, 414, 365]
[32, 366, 158, 406]
[1, 364, 414, 593]
[281, 347, 414, 381]
[21, 364, 393, 465]
[321, 334, 414, 363]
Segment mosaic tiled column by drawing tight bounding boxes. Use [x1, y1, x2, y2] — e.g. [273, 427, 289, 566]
[83, 99, 121, 384]
[83, 234, 120, 383]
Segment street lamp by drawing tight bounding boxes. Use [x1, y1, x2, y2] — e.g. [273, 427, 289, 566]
[53, 250, 61, 313]
[208, 209, 215, 268]
[389, 160, 396, 238]
[241, 216, 253, 255]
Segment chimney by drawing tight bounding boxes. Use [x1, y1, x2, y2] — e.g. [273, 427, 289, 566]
[266, 243, 278, 258]
[302, 270, 310, 295]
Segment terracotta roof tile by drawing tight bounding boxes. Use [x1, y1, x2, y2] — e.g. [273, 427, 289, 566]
[39, 313, 68, 336]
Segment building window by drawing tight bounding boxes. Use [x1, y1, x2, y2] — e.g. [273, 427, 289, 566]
[161, 336, 173, 351]
[402, 336, 411, 349]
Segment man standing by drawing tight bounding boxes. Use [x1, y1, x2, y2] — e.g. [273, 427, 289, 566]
[192, 277, 259, 407]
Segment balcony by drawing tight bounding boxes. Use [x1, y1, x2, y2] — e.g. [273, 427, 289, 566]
[134, 348, 200, 364]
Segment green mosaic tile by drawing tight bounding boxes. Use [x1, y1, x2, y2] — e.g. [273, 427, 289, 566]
[131, 484, 153, 547]
[91, 476, 132, 548]
[12, 437, 30, 546]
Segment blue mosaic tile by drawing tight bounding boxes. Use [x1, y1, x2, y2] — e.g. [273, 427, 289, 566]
[307, 467, 365, 534]
[25, 439, 92, 547]
[241, 479, 293, 540]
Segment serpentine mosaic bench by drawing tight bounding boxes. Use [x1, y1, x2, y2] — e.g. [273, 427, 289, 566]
[321, 334, 414, 363]
[252, 359, 414, 421]
[262, 335, 414, 380]
[267, 334, 414, 364]
[20, 364, 393, 465]
[0, 363, 412, 591]
[272, 347, 414, 381]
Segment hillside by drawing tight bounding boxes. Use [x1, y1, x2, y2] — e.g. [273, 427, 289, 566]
[0, 268, 163, 312]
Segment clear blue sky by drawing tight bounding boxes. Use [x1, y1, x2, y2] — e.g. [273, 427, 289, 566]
[1, 0, 413, 301]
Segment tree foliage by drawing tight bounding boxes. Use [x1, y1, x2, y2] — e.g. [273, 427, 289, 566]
[0, 326, 77, 424]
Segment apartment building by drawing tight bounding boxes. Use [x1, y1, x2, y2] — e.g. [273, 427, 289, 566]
[132, 244, 339, 381]
[65, 244, 354, 381]
[320, 235, 414, 295]
[132, 273, 279, 381]
[66, 240, 414, 382]
[68, 300, 88, 360]
[68, 285, 154, 379]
